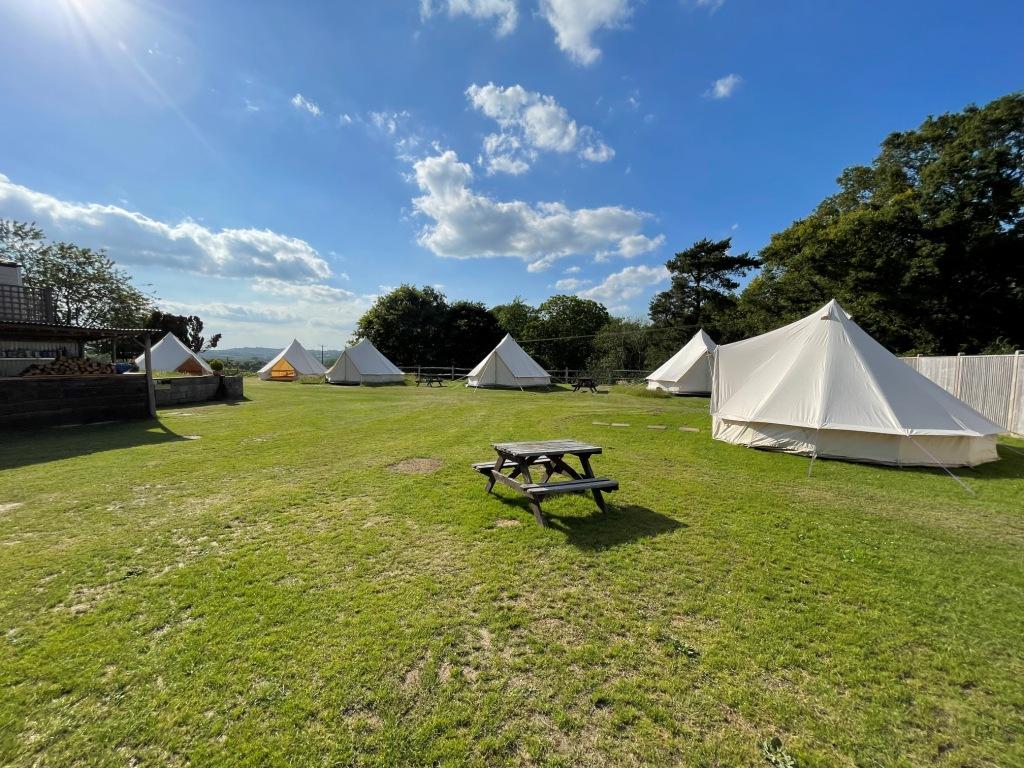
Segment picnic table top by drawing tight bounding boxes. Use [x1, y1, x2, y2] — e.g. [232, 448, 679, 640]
[492, 439, 602, 457]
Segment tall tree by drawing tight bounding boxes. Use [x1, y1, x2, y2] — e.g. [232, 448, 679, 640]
[145, 311, 221, 352]
[587, 318, 654, 377]
[2, 220, 153, 328]
[491, 297, 536, 339]
[525, 295, 610, 370]
[443, 300, 503, 367]
[738, 92, 1024, 353]
[355, 285, 449, 365]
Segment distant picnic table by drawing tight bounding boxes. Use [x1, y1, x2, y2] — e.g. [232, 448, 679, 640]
[472, 439, 619, 526]
[572, 377, 598, 393]
[416, 373, 445, 387]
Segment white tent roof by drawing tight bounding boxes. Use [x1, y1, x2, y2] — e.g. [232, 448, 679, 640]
[647, 329, 716, 392]
[325, 339, 404, 383]
[712, 300, 1003, 438]
[468, 334, 550, 388]
[258, 339, 327, 379]
[135, 332, 212, 374]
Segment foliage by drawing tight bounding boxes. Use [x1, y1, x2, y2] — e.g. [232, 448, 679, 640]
[0, 383, 1021, 766]
[1, 219, 153, 328]
[492, 297, 537, 339]
[587, 317, 655, 377]
[355, 285, 450, 365]
[146, 311, 222, 353]
[442, 300, 504, 367]
[648, 237, 758, 355]
[524, 294, 610, 370]
[208, 358, 225, 372]
[738, 92, 1024, 353]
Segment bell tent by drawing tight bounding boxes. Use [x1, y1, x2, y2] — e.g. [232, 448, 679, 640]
[467, 334, 550, 389]
[135, 332, 212, 375]
[325, 339, 405, 385]
[646, 329, 716, 394]
[258, 339, 327, 381]
[710, 300, 1003, 467]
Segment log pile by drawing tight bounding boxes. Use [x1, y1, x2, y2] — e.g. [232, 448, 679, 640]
[20, 356, 116, 377]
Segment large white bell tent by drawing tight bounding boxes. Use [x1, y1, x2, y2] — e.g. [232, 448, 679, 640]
[711, 300, 1003, 467]
[258, 339, 327, 381]
[467, 334, 550, 389]
[646, 329, 716, 394]
[135, 332, 212, 375]
[325, 339, 405, 385]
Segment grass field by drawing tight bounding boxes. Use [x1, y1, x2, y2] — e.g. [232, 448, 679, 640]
[1, 380, 1022, 767]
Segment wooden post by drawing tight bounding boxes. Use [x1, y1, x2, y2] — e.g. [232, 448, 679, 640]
[1008, 350, 1022, 436]
[143, 333, 156, 418]
[111, 337, 117, 364]
[451, 364, 455, 381]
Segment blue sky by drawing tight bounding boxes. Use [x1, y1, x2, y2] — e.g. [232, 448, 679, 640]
[1, 0, 1021, 348]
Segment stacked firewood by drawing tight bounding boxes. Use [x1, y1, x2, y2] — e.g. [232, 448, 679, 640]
[20, 356, 116, 377]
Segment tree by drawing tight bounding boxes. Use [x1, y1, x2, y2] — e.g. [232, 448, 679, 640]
[648, 237, 759, 346]
[587, 318, 654, 378]
[738, 92, 1024, 353]
[145, 311, 221, 352]
[2, 220, 153, 328]
[525, 295, 610, 370]
[492, 297, 536, 339]
[443, 300, 503, 367]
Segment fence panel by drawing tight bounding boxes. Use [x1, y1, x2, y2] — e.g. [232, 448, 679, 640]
[903, 352, 1023, 436]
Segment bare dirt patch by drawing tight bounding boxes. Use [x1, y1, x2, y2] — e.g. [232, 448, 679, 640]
[493, 518, 522, 528]
[0, 502, 24, 514]
[388, 457, 442, 474]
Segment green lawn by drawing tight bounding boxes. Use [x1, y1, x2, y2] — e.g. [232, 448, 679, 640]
[1, 380, 1022, 767]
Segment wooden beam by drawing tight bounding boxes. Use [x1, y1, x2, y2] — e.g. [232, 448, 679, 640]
[143, 333, 156, 418]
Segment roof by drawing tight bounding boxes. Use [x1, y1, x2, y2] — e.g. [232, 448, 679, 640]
[0, 320, 153, 342]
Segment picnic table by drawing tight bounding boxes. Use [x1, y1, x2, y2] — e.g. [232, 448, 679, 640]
[572, 377, 598, 393]
[472, 439, 619, 526]
[417, 373, 445, 387]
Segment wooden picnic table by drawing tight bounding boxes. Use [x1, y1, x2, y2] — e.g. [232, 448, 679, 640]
[472, 439, 619, 526]
[572, 377, 598, 393]
[417, 373, 445, 387]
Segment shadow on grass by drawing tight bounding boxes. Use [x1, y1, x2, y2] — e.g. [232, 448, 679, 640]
[159, 396, 251, 411]
[491, 494, 684, 548]
[0, 419, 188, 470]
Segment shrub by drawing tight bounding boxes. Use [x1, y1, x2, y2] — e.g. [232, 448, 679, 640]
[208, 359, 224, 372]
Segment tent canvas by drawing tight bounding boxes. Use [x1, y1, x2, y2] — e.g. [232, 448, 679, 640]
[646, 329, 716, 394]
[467, 334, 550, 389]
[135, 332, 212, 375]
[258, 339, 327, 381]
[711, 299, 1003, 467]
[325, 339, 404, 384]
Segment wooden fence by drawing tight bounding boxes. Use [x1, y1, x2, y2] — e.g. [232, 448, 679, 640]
[903, 352, 1024, 436]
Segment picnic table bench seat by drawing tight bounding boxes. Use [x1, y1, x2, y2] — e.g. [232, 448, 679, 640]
[472, 439, 619, 526]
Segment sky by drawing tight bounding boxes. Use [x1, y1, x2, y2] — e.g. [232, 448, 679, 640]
[0, 1, 1021, 349]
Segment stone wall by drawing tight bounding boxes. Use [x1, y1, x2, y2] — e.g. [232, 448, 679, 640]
[154, 375, 243, 407]
[0, 375, 149, 428]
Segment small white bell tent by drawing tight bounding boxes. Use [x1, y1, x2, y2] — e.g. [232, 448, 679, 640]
[467, 334, 550, 389]
[135, 332, 212, 375]
[646, 329, 716, 394]
[258, 339, 327, 381]
[711, 300, 1003, 467]
[325, 339, 405, 385]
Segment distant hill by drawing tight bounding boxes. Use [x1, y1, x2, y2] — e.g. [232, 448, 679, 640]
[209, 347, 340, 363]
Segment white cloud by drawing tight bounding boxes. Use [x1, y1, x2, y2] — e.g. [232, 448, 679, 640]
[539, 0, 632, 65]
[694, 0, 725, 11]
[291, 93, 322, 116]
[369, 110, 409, 136]
[705, 73, 742, 99]
[577, 264, 669, 304]
[554, 277, 591, 290]
[420, 0, 518, 36]
[564, 265, 582, 274]
[466, 83, 614, 174]
[339, 113, 354, 125]
[0, 172, 332, 283]
[410, 150, 663, 267]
